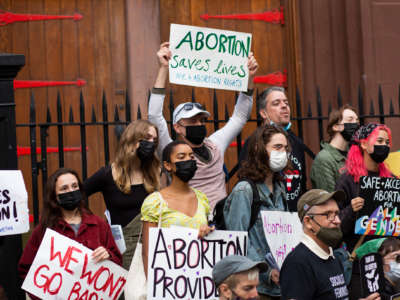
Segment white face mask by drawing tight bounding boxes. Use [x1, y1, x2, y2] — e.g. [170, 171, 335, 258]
[269, 150, 288, 172]
[387, 261, 400, 282]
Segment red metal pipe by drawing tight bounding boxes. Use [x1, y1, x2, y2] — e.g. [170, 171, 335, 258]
[14, 79, 86, 89]
[253, 70, 287, 87]
[0, 10, 82, 26]
[17, 146, 88, 157]
[200, 7, 284, 24]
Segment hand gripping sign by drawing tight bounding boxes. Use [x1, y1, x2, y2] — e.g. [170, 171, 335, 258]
[261, 211, 303, 269]
[147, 227, 248, 300]
[169, 24, 252, 92]
[22, 229, 127, 300]
[0, 170, 29, 236]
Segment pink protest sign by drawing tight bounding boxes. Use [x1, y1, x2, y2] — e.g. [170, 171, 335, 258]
[261, 211, 302, 269]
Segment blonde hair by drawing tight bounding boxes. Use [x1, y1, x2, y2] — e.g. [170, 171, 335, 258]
[111, 120, 160, 193]
[222, 268, 259, 289]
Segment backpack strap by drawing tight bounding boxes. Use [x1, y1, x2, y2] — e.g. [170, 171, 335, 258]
[239, 178, 262, 231]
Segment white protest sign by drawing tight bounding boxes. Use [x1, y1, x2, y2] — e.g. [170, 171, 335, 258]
[22, 229, 127, 300]
[169, 24, 252, 91]
[0, 170, 29, 236]
[147, 227, 248, 300]
[261, 211, 302, 269]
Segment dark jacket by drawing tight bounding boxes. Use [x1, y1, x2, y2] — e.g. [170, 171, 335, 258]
[239, 128, 306, 212]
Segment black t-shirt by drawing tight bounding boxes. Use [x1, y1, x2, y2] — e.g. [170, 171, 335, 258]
[239, 128, 306, 212]
[280, 242, 349, 300]
[83, 166, 149, 227]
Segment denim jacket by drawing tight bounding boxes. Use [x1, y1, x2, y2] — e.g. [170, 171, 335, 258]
[223, 180, 288, 297]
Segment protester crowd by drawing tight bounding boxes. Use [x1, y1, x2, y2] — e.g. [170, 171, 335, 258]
[17, 42, 399, 300]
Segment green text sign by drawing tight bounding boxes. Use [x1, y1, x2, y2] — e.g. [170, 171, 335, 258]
[169, 24, 252, 92]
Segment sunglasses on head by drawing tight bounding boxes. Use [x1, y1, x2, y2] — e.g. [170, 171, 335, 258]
[175, 102, 204, 117]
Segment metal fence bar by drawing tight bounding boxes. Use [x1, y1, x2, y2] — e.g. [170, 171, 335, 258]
[39, 108, 50, 200]
[56, 91, 64, 168]
[29, 92, 39, 225]
[15, 84, 400, 226]
[79, 92, 88, 180]
[102, 91, 110, 166]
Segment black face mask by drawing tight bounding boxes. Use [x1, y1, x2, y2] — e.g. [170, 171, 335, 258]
[369, 145, 390, 163]
[174, 160, 197, 182]
[57, 190, 82, 211]
[312, 218, 343, 248]
[137, 140, 156, 161]
[185, 125, 207, 145]
[340, 123, 359, 141]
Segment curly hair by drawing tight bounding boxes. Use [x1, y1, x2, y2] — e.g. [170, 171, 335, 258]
[40, 168, 90, 232]
[238, 125, 291, 183]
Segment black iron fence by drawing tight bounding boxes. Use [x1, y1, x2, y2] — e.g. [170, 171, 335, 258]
[16, 85, 400, 225]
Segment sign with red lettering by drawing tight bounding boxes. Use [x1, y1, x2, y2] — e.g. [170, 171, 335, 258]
[147, 227, 248, 300]
[0, 170, 29, 236]
[22, 229, 127, 300]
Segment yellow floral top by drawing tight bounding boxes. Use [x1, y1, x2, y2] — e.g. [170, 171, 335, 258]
[141, 188, 209, 229]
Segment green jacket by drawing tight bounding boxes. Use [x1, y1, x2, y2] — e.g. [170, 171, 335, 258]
[310, 142, 346, 192]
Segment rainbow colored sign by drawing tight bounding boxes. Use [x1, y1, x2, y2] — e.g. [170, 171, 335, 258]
[355, 176, 400, 236]
[355, 206, 400, 236]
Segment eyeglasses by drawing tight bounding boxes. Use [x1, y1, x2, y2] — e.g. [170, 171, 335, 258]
[307, 211, 340, 222]
[175, 103, 204, 119]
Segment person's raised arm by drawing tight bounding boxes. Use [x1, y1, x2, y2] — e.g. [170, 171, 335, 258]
[209, 53, 258, 155]
[148, 42, 173, 155]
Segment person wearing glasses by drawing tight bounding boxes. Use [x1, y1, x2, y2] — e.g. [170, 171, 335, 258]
[224, 125, 289, 300]
[148, 42, 258, 210]
[335, 123, 393, 299]
[238, 86, 307, 212]
[354, 237, 400, 299]
[280, 189, 380, 300]
[378, 238, 400, 298]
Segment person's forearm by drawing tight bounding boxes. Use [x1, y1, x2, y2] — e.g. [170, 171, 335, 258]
[248, 74, 254, 90]
[209, 92, 253, 153]
[148, 91, 172, 155]
[154, 66, 168, 88]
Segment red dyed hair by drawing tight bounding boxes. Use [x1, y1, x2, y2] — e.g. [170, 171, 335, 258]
[344, 124, 392, 182]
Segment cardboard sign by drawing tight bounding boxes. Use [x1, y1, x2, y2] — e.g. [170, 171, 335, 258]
[359, 253, 385, 297]
[261, 211, 303, 269]
[355, 176, 400, 236]
[22, 229, 127, 300]
[0, 170, 29, 236]
[169, 24, 252, 91]
[147, 227, 248, 300]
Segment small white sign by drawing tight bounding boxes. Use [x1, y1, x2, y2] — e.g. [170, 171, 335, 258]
[169, 24, 252, 91]
[147, 227, 248, 300]
[261, 211, 302, 269]
[0, 170, 29, 236]
[22, 229, 127, 300]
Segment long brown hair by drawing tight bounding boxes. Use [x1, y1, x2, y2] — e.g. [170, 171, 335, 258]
[111, 119, 160, 193]
[238, 125, 291, 183]
[40, 168, 89, 231]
